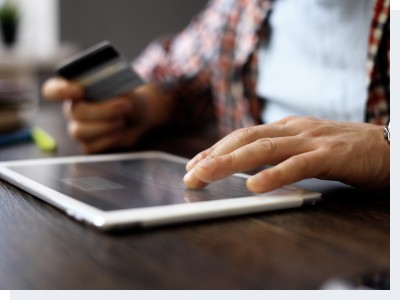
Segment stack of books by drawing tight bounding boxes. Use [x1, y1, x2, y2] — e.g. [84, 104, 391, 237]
[0, 79, 36, 134]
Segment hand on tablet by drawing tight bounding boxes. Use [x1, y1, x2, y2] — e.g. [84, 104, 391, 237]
[42, 77, 171, 153]
[184, 116, 390, 193]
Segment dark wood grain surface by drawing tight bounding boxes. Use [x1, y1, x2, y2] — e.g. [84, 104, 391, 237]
[0, 103, 390, 289]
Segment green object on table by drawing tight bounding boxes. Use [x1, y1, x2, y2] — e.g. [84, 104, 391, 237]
[31, 127, 57, 151]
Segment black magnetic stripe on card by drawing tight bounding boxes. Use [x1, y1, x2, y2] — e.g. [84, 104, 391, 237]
[57, 43, 119, 79]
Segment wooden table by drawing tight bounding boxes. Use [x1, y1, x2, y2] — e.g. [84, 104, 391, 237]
[0, 102, 390, 289]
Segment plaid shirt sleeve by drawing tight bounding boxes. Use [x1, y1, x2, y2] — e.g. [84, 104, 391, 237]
[133, 1, 227, 88]
[366, 0, 390, 125]
[132, 0, 272, 134]
[133, 0, 390, 135]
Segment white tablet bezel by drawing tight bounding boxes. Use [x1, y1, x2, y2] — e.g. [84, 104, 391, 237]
[0, 151, 321, 230]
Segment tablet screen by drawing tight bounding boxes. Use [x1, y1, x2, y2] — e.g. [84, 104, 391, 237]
[9, 158, 261, 211]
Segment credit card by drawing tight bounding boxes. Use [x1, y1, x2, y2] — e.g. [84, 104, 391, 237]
[56, 41, 144, 102]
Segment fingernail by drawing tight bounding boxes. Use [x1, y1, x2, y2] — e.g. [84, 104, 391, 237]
[248, 174, 262, 185]
[197, 159, 214, 171]
[183, 168, 197, 183]
[186, 156, 201, 171]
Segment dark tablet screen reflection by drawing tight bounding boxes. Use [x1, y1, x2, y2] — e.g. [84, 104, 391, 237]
[9, 158, 257, 211]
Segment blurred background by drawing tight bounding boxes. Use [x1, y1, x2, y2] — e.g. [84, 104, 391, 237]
[0, 0, 207, 134]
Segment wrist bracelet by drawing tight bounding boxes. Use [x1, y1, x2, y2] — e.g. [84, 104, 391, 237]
[384, 121, 390, 144]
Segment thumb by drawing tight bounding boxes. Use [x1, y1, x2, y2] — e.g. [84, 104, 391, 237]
[42, 77, 83, 101]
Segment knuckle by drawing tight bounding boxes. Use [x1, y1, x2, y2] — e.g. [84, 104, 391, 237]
[230, 127, 256, 143]
[205, 148, 224, 160]
[304, 116, 318, 121]
[197, 150, 213, 162]
[301, 128, 320, 138]
[68, 122, 84, 140]
[255, 138, 276, 153]
[281, 115, 298, 124]
[224, 152, 237, 166]
[294, 118, 311, 127]
[270, 167, 283, 182]
[298, 122, 327, 138]
[321, 138, 346, 152]
[205, 152, 218, 160]
[71, 105, 85, 120]
[199, 150, 211, 160]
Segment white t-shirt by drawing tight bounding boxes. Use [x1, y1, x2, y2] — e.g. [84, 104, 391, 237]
[256, 0, 374, 124]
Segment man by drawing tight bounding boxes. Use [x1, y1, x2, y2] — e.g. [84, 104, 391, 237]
[43, 0, 390, 193]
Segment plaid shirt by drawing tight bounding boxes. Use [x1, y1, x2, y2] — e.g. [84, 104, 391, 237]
[133, 0, 390, 136]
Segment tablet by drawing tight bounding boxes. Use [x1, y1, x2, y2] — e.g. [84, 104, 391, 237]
[0, 151, 321, 231]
